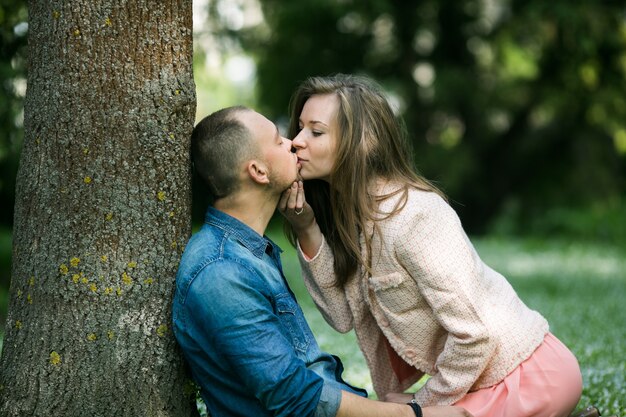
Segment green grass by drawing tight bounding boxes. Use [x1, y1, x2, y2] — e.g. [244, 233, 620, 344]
[267, 225, 626, 416]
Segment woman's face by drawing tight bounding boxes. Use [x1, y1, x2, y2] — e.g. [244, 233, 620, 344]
[292, 93, 339, 183]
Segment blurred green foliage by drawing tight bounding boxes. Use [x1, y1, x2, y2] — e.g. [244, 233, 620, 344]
[0, 0, 27, 227]
[230, 0, 626, 241]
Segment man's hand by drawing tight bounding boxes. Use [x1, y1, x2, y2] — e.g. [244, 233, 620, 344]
[384, 392, 474, 417]
[382, 392, 413, 404]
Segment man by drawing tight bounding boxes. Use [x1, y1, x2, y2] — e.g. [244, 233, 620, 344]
[172, 106, 472, 417]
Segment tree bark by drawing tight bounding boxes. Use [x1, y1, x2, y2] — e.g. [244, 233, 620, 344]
[0, 1, 198, 416]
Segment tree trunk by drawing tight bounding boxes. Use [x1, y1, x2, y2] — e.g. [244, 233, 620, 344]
[0, 1, 198, 416]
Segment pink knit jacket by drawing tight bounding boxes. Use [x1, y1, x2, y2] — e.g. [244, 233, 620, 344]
[298, 186, 549, 406]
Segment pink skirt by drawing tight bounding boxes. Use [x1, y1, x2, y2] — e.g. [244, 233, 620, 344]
[453, 333, 582, 417]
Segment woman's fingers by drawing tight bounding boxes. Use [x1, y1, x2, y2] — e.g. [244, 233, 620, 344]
[286, 182, 298, 209]
[295, 181, 305, 210]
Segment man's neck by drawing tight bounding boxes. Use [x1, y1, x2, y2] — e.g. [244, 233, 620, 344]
[214, 191, 278, 236]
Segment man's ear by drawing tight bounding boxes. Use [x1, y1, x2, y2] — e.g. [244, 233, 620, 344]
[246, 159, 270, 185]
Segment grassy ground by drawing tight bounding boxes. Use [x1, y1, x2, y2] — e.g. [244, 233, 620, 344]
[267, 227, 626, 416]
[1, 226, 624, 415]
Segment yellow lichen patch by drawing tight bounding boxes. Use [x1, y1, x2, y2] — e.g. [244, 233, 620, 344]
[105, 212, 113, 221]
[73, 29, 81, 37]
[83, 147, 89, 155]
[169, 211, 175, 218]
[52, 10, 60, 19]
[157, 191, 166, 201]
[70, 257, 80, 268]
[49, 351, 61, 366]
[16, 289, 22, 298]
[29, 276, 35, 286]
[15, 320, 22, 330]
[175, 89, 181, 95]
[59, 264, 69, 275]
[81, 276, 89, 284]
[89, 283, 97, 293]
[127, 261, 137, 268]
[104, 17, 112, 27]
[168, 133, 175, 140]
[72, 273, 80, 283]
[171, 241, 178, 249]
[27, 294, 32, 304]
[104, 287, 113, 295]
[84, 176, 92, 184]
[156, 324, 168, 337]
[116, 287, 123, 296]
[143, 277, 154, 285]
[87, 333, 97, 341]
[100, 255, 108, 263]
[107, 330, 115, 340]
[122, 272, 132, 285]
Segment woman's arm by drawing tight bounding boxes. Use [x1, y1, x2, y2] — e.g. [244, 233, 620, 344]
[298, 236, 354, 333]
[280, 181, 354, 333]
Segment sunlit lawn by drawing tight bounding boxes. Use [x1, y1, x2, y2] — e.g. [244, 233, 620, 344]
[268, 225, 626, 416]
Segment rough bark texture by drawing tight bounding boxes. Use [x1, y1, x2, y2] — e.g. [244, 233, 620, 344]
[0, 1, 198, 416]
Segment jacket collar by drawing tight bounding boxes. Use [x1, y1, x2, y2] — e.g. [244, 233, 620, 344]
[204, 206, 282, 259]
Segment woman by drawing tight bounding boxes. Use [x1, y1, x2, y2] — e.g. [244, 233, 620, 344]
[279, 74, 583, 417]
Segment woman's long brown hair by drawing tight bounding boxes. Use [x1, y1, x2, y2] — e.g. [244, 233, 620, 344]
[286, 74, 445, 287]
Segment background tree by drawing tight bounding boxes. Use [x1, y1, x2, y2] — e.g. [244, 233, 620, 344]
[0, 1, 198, 416]
[236, 0, 626, 241]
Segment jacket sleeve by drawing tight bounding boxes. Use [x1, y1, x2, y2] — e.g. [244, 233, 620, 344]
[395, 193, 496, 406]
[297, 236, 354, 333]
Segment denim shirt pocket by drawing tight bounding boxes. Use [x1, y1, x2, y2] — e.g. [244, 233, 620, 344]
[275, 293, 311, 356]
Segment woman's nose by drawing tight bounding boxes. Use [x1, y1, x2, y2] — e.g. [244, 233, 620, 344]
[291, 132, 305, 150]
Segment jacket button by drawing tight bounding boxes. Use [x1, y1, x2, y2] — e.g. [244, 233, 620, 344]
[379, 317, 390, 327]
[404, 349, 417, 359]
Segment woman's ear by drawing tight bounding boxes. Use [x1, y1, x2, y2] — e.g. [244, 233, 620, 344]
[246, 160, 270, 185]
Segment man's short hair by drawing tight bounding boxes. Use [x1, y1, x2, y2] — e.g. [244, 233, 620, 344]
[191, 106, 257, 203]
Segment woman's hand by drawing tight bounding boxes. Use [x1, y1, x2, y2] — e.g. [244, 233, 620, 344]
[278, 181, 315, 232]
[278, 181, 323, 259]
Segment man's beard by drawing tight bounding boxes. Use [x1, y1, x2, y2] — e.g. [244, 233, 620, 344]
[269, 168, 302, 193]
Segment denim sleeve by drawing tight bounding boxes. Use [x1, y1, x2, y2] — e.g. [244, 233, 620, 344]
[184, 260, 339, 417]
[315, 382, 342, 417]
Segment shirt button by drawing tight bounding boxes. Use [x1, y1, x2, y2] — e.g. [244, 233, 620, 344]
[404, 349, 417, 359]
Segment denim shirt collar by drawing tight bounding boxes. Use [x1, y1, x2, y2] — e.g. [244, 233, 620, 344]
[204, 206, 282, 259]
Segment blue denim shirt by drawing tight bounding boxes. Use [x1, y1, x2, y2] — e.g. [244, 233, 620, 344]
[172, 207, 366, 417]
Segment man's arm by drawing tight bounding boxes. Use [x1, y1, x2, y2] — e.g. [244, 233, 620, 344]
[182, 262, 336, 416]
[337, 391, 474, 417]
